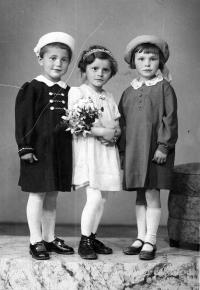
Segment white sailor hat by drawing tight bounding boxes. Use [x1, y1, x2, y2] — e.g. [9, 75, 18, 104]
[34, 32, 75, 59]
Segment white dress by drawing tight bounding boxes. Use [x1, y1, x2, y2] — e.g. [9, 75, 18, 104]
[68, 84, 121, 191]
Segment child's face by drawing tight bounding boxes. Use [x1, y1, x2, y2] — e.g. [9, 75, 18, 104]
[38, 47, 70, 82]
[85, 58, 112, 92]
[134, 51, 160, 82]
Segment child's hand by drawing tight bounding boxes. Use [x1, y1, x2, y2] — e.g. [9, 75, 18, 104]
[102, 128, 115, 141]
[21, 153, 38, 164]
[90, 127, 116, 142]
[98, 137, 110, 146]
[152, 149, 167, 164]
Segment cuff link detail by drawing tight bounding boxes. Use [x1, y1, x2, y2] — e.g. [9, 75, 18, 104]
[18, 147, 34, 152]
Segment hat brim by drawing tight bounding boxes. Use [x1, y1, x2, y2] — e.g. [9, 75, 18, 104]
[34, 32, 75, 60]
[124, 35, 169, 66]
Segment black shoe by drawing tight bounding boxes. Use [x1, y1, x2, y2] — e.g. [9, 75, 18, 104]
[29, 241, 50, 260]
[43, 237, 74, 255]
[139, 242, 157, 260]
[78, 235, 98, 260]
[90, 233, 113, 254]
[123, 239, 144, 255]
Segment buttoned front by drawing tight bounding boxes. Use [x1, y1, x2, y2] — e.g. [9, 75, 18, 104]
[15, 78, 72, 192]
[118, 78, 178, 190]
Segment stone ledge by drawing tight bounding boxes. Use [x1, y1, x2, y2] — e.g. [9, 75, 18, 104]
[0, 237, 199, 290]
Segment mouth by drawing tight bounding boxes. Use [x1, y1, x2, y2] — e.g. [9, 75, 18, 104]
[143, 70, 152, 72]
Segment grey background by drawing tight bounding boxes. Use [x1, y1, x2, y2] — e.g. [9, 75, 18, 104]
[0, 0, 199, 226]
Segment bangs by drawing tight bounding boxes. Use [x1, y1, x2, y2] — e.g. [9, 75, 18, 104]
[134, 43, 160, 55]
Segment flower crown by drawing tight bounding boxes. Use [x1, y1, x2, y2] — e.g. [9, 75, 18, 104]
[82, 48, 117, 64]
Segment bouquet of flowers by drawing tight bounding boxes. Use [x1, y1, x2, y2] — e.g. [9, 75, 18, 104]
[62, 97, 104, 137]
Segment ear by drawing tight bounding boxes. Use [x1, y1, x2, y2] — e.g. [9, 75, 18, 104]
[38, 57, 43, 66]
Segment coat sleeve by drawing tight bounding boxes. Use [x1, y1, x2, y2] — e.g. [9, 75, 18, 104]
[157, 83, 178, 153]
[15, 82, 36, 157]
[117, 92, 126, 155]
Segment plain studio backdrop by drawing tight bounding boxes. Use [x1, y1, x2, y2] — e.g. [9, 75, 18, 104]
[0, 0, 199, 227]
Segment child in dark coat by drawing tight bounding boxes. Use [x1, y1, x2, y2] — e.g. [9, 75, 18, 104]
[15, 32, 75, 260]
[118, 35, 178, 260]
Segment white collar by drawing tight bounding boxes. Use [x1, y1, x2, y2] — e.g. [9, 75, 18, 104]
[35, 75, 67, 89]
[131, 75, 163, 90]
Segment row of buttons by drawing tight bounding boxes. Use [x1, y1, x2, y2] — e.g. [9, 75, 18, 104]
[137, 94, 145, 110]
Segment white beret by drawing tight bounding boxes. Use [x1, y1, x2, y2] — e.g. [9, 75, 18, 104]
[124, 35, 169, 67]
[34, 32, 75, 59]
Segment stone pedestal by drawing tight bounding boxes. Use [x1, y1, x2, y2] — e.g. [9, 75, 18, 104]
[168, 163, 200, 249]
[0, 236, 199, 290]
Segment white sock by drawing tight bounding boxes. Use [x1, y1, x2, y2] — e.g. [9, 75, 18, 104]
[132, 205, 146, 247]
[27, 192, 46, 245]
[81, 186, 102, 237]
[92, 191, 108, 234]
[42, 191, 58, 242]
[143, 207, 161, 251]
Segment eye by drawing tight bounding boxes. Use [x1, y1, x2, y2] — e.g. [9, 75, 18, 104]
[92, 67, 98, 71]
[103, 69, 109, 73]
[151, 56, 159, 61]
[50, 57, 56, 61]
[62, 58, 69, 62]
[138, 57, 144, 61]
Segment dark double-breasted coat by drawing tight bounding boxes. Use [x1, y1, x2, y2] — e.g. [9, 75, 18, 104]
[15, 76, 72, 192]
[118, 76, 178, 191]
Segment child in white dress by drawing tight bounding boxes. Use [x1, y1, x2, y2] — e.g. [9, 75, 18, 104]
[68, 45, 121, 259]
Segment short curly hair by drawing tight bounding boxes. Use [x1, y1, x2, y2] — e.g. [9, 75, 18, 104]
[78, 45, 118, 78]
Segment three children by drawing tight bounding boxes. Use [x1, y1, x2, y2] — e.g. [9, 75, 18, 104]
[15, 33, 178, 261]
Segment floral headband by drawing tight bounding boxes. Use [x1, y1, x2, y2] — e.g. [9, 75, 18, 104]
[82, 48, 117, 64]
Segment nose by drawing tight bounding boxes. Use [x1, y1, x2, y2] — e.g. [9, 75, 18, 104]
[145, 59, 150, 67]
[55, 58, 62, 67]
[97, 69, 103, 76]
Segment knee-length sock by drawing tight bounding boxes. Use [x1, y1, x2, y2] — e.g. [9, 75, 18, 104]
[27, 192, 46, 245]
[132, 205, 146, 247]
[42, 191, 58, 242]
[142, 207, 161, 251]
[92, 191, 108, 234]
[81, 186, 102, 237]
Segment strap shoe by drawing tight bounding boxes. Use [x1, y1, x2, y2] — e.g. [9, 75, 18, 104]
[139, 242, 157, 260]
[123, 238, 144, 255]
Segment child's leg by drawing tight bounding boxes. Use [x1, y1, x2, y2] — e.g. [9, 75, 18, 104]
[90, 191, 112, 254]
[92, 191, 108, 234]
[27, 192, 46, 244]
[42, 191, 58, 242]
[143, 189, 161, 251]
[132, 189, 147, 247]
[79, 186, 102, 259]
[42, 191, 74, 255]
[81, 186, 102, 236]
